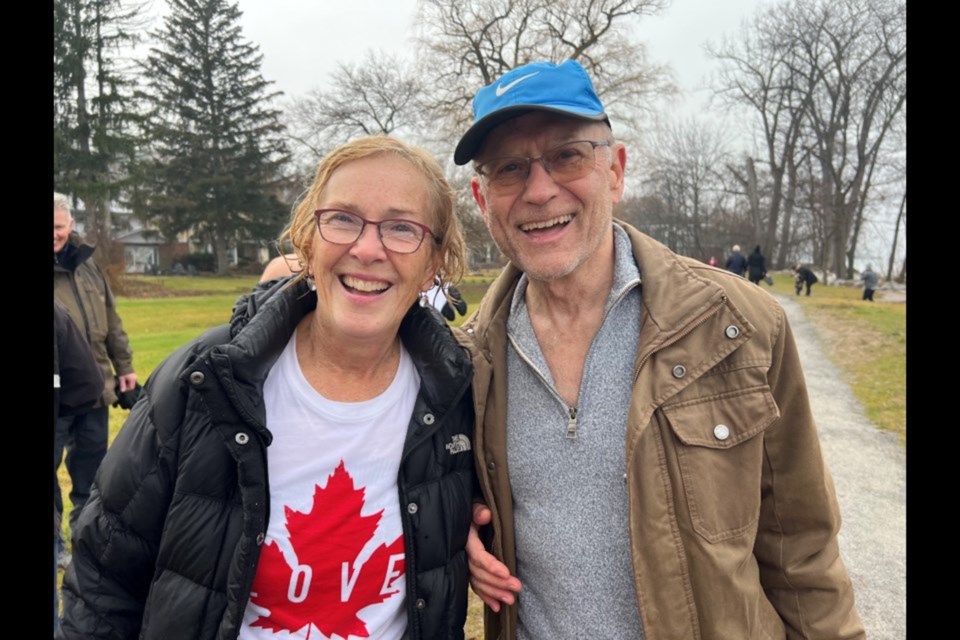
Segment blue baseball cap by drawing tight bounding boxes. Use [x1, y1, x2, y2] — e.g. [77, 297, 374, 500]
[454, 60, 609, 165]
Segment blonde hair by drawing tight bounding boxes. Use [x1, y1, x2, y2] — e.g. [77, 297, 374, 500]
[280, 136, 466, 288]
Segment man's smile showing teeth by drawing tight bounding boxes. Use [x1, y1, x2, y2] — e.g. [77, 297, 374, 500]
[341, 275, 390, 293]
[520, 214, 573, 232]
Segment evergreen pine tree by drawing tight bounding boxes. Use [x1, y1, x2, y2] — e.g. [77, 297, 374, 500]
[54, 0, 145, 264]
[144, 0, 288, 274]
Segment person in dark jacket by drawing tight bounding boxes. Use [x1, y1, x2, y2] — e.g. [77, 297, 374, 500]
[59, 136, 475, 640]
[746, 245, 767, 285]
[724, 244, 747, 276]
[53, 192, 137, 553]
[795, 264, 819, 296]
[54, 301, 104, 635]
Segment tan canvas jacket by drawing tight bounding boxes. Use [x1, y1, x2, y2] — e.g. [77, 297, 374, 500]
[459, 221, 864, 640]
[54, 235, 134, 407]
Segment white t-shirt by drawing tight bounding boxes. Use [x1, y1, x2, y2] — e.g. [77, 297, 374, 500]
[239, 331, 420, 640]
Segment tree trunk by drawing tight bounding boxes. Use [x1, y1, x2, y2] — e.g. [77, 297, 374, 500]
[776, 156, 798, 270]
[886, 191, 906, 282]
[764, 163, 783, 267]
[214, 232, 231, 276]
[745, 157, 762, 247]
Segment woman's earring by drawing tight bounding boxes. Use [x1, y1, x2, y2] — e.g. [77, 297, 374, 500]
[418, 289, 429, 307]
[306, 273, 317, 291]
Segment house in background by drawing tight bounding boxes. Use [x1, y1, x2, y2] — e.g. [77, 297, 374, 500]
[71, 203, 270, 273]
[72, 205, 189, 273]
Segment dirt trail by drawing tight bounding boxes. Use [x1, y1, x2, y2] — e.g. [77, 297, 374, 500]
[774, 293, 906, 639]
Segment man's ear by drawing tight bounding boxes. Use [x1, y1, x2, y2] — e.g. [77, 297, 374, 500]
[471, 176, 490, 227]
[609, 144, 627, 205]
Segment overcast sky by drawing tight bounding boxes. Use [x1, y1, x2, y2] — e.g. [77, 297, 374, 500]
[226, 0, 901, 268]
[230, 0, 775, 114]
[141, 0, 900, 268]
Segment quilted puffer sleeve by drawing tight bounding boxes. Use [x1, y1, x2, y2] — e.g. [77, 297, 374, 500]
[58, 337, 200, 640]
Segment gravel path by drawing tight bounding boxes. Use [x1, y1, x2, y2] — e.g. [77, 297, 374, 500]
[774, 293, 906, 639]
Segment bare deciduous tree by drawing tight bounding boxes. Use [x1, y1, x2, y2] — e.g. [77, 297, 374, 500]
[638, 117, 732, 259]
[284, 50, 428, 171]
[886, 190, 905, 283]
[414, 0, 675, 144]
[785, 0, 906, 278]
[708, 0, 905, 277]
[708, 5, 813, 269]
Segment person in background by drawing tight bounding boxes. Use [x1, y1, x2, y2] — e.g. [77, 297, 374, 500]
[54, 301, 105, 635]
[456, 59, 864, 639]
[724, 243, 747, 276]
[53, 192, 137, 566]
[260, 252, 301, 283]
[59, 136, 476, 639]
[795, 263, 819, 296]
[746, 245, 767, 285]
[860, 264, 878, 301]
[422, 279, 468, 322]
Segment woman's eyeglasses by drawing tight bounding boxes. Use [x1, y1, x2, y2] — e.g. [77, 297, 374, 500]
[314, 209, 437, 254]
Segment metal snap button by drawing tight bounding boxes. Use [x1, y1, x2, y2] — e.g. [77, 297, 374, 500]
[407, 502, 418, 514]
[487, 461, 496, 471]
[256, 532, 265, 545]
[423, 413, 435, 425]
[672, 364, 687, 379]
[235, 432, 250, 445]
[713, 424, 731, 440]
[415, 598, 426, 609]
[725, 325, 740, 339]
[466, 327, 475, 334]
[189, 371, 205, 384]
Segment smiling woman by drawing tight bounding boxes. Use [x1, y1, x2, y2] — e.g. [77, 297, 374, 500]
[59, 136, 476, 640]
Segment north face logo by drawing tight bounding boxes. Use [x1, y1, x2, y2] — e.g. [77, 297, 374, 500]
[445, 434, 471, 455]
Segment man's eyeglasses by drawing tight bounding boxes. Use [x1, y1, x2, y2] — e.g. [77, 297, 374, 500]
[475, 140, 612, 194]
[314, 209, 437, 254]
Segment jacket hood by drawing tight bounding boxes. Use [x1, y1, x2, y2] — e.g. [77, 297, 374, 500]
[54, 233, 95, 272]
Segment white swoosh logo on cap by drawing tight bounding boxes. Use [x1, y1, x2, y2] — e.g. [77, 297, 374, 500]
[496, 72, 540, 97]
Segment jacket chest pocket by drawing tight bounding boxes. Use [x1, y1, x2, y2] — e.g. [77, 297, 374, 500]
[661, 387, 779, 543]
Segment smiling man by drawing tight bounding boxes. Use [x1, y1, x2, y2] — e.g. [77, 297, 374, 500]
[53, 192, 137, 567]
[458, 61, 865, 640]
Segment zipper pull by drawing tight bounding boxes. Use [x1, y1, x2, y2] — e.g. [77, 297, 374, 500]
[565, 406, 578, 439]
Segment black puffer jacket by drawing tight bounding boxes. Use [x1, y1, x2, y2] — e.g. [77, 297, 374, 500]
[60, 277, 476, 640]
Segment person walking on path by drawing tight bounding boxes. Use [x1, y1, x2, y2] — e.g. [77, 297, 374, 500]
[724, 244, 746, 276]
[772, 292, 906, 640]
[861, 265, 879, 301]
[53, 192, 137, 563]
[746, 245, 767, 285]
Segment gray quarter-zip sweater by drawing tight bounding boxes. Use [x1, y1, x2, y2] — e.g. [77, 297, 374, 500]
[505, 226, 645, 639]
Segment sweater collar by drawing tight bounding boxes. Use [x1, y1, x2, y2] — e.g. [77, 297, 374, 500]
[468, 220, 727, 350]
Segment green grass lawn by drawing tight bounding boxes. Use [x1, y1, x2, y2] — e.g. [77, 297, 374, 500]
[763, 270, 906, 446]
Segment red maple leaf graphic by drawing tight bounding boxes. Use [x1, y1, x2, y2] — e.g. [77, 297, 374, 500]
[249, 461, 406, 639]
